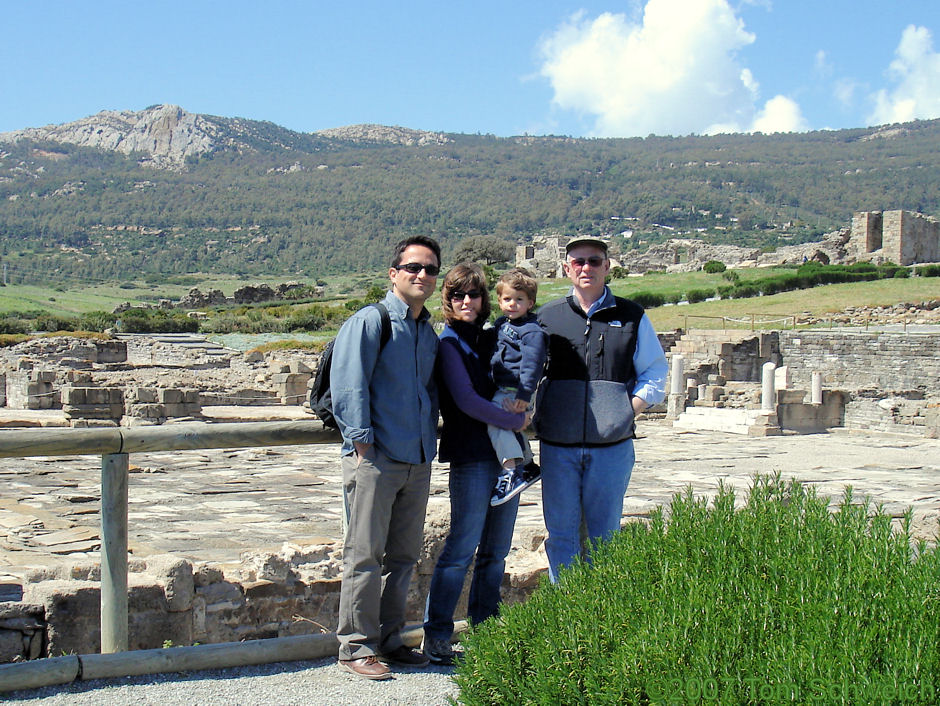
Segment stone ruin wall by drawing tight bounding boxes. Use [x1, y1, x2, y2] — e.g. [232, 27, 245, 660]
[0, 502, 547, 663]
[849, 210, 939, 266]
[518, 210, 938, 276]
[777, 330, 940, 436]
[0, 337, 318, 424]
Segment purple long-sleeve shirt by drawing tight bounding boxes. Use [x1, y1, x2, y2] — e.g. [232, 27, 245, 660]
[438, 333, 525, 431]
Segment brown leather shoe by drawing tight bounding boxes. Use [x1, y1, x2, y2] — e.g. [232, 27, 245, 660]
[339, 655, 392, 680]
[379, 645, 431, 668]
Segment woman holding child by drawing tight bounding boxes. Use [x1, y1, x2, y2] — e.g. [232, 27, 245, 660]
[421, 262, 530, 665]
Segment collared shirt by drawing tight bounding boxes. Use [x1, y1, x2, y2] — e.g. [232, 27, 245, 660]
[573, 285, 667, 406]
[330, 290, 439, 464]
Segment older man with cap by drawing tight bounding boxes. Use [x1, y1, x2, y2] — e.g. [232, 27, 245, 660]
[533, 236, 667, 582]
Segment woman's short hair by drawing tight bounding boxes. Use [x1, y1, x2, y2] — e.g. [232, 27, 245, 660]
[441, 262, 491, 324]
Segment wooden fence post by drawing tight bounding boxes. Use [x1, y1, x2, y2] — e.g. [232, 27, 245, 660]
[101, 453, 129, 654]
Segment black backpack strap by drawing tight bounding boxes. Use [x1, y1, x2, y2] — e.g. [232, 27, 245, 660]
[371, 302, 391, 352]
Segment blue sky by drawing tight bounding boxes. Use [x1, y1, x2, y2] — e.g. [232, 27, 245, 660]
[2, 0, 938, 138]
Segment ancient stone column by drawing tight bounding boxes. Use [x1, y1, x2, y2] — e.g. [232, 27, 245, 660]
[666, 355, 686, 420]
[811, 371, 823, 405]
[761, 362, 776, 412]
[670, 355, 685, 395]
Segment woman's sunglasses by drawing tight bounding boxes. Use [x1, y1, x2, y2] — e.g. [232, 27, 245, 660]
[449, 290, 482, 301]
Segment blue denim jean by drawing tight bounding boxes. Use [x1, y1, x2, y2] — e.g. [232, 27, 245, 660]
[423, 459, 520, 642]
[539, 439, 635, 582]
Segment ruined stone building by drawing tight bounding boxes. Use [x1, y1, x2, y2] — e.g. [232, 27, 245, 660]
[848, 210, 938, 266]
[515, 210, 939, 275]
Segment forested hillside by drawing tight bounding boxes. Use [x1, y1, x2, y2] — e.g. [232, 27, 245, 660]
[1, 113, 938, 285]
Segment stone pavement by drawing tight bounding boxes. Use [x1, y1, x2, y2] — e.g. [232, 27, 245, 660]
[0, 412, 937, 587]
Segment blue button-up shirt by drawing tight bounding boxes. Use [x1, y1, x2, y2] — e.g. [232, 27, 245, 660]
[330, 290, 439, 464]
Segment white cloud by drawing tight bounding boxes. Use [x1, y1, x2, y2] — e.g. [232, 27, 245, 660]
[834, 79, 858, 109]
[538, 0, 804, 137]
[813, 50, 832, 78]
[869, 25, 940, 125]
[751, 95, 808, 134]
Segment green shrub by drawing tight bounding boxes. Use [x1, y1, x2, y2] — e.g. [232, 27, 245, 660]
[630, 291, 665, 309]
[729, 283, 760, 299]
[685, 288, 714, 304]
[455, 476, 940, 704]
[609, 266, 629, 279]
[702, 260, 726, 274]
[285, 310, 326, 332]
[722, 270, 740, 283]
[0, 317, 28, 335]
[79, 311, 117, 332]
[35, 314, 78, 332]
[118, 309, 199, 334]
[915, 264, 940, 277]
[893, 267, 912, 278]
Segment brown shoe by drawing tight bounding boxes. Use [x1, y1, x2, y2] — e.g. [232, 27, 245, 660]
[339, 655, 391, 680]
[379, 645, 431, 668]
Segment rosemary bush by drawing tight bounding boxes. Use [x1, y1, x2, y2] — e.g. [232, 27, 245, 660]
[454, 476, 940, 704]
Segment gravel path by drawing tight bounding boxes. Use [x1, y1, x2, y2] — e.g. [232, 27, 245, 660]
[3, 657, 461, 705]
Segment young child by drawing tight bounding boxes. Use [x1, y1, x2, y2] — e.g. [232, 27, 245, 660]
[488, 268, 548, 506]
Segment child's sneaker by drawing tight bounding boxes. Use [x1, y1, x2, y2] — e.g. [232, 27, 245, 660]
[491, 465, 527, 506]
[522, 461, 541, 485]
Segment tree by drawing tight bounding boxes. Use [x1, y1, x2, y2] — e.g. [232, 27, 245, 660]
[451, 235, 515, 265]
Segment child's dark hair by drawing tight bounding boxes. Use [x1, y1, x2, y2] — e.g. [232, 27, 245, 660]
[495, 267, 538, 302]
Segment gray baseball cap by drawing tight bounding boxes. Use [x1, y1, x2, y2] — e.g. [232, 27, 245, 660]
[565, 237, 608, 254]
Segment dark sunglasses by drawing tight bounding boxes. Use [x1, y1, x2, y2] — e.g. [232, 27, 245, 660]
[568, 256, 606, 268]
[396, 262, 440, 276]
[449, 289, 482, 301]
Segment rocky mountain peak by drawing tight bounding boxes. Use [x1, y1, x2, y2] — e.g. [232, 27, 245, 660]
[314, 124, 452, 146]
[0, 104, 222, 169]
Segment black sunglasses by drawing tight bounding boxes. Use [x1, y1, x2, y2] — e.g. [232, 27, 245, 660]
[449, 290, 482, 301]
[568, 256, 606, 268]
[396, 262, 441, 276]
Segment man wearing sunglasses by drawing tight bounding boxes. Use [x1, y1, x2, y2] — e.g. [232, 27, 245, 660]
[534, 237, 667, 582]
[331, 235, 441, 679]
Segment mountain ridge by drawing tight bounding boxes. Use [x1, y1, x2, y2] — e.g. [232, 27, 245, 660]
[0, 107, 938, 282]
[0, 105, 456, 168]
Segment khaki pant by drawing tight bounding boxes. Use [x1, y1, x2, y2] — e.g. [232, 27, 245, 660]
[337, 448, 431, 660]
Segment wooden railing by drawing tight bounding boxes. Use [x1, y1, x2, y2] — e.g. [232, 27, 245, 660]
[0, 420, 340, 654]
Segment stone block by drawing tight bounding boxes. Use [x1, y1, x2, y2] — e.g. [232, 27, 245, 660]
[25, 580, 100, 657]
[198, 581, 245, 613]
[145, 554, 195, 612]
[129, 388, 158, 404]
[63, 387, 86, 405]
[290, 360, 313, 374]
[666, 393, 686, 420]
[84, 388, 110, 405]
[193, 564, 225, 587]
[129, 606, 193, 650]
[159, 389, 184, 404]
[0, 630, 24, 663]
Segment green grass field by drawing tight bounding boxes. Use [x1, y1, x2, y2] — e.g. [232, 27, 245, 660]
[1, 268, 936, 332]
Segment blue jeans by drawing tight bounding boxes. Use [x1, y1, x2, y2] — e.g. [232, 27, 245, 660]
[423, 459, 520, 642]
[539, 439, 635, 582]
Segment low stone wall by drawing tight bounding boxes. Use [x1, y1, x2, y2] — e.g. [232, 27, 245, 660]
[778, 330, 940, 393]
[5, 370, 58, 410]
[0, 502, 549, 662]
[778, 330, 940, 436]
